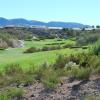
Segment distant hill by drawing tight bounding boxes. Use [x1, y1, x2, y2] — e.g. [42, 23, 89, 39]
[0, 17, 90, 28]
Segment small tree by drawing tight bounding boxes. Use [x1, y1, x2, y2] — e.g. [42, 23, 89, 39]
[96, 25, 100, 28]
[92, 25, 95, 28]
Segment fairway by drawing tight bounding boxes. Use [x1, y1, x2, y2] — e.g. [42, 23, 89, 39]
[0, 39, 85, 70]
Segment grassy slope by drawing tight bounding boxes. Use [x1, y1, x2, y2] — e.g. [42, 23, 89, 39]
[0, 39, 85, 70]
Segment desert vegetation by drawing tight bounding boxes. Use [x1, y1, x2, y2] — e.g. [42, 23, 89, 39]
[0, 27, 100, 100]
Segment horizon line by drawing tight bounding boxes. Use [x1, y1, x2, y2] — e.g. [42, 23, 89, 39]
[0, 17, 95, 26]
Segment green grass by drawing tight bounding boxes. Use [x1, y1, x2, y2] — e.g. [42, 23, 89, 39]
[0, 39, 85, 70]
[25, 38, 75, 48]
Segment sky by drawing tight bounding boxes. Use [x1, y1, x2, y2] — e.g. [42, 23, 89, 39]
[0, 0, 100, 25]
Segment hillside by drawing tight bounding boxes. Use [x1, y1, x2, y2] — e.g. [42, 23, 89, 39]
[0, 17, 90, 28]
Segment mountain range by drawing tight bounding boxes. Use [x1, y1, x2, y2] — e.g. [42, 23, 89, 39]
[0, 17, 90, 28]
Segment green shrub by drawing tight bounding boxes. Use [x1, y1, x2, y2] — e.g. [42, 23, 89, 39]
[54, 53, 90, 69]
[34, 63, 59, 88]
[4, 64, 23, 75]
[42, 68, 59, 89]
[63, 44, 74, 48]
[95, 66, 100, 74]
[24, 47, 40, 53]
[71, 66, 91, 80]
[32, 38, 40, 41]
[34, 62, 49, 81]
[50, 45, 61, 50]
[56, 39, 62, 41]
[24, 45, 62, 53]
[53, 53, 100, 80]
[42, 46, 50, 51]
[0, 64, 36, 87]
[42, 45, 61, 51]
[54, 55, 68, 69]
[76, 32, 100, 45]
[0, 88, 23, 100]
[92, 40, 100, 55]
[9, 74, 35, 85]
[46, 42, 65, 46]
[0, 94, 9, 100]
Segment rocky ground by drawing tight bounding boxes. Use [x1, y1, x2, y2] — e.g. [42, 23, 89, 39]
[0, 76, 100, 100]
[9, 75, 100, 100]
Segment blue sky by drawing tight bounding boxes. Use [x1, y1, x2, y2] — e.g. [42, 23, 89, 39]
[0, 0, 100, 25]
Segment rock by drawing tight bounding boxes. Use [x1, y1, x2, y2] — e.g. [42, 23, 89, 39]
[0, 39, 8, 49]
[9, 39, 24, 48]
[65, 61, 77, 70]
[30, 94, 35, 97]
[68, 78, 75, 83]
[10, 83, 18, 87]
[72, 84, 80, 91]
[18, 83, 24, 88]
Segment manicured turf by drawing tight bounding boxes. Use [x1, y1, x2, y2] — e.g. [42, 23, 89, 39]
[0, 39, 86, 70]
[25, 38, 75, 48]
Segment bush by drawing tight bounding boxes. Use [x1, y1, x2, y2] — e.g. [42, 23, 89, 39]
[41, 68, 59, 89]
[34, 62, 50, 80]
[42, 73, 59, 89]
[95, 65, 100, 74]
[34, 63, 59, 88]
[54, 55, 69, 69]
[42, 46, 50, 51]
[0, 88, 23, 100]
[24, 47, 40, 53]
[42, 45, 61, 51]
[24, 45, 62, 53]
[76, 32, 100, 45]
[10, 73, 35, 85]
[0, 64, 35, 86]
[4, 64, 23, 75]
[50, 45, 61, 50]
[91, 40, 100, 55]
[46, 42, 65, 46]
[63, 44, 74, 48]
[54, 53, 89, 69]
[56, 39, 62, 41]
[71, 67, 91, 80]
[53, 53, 100, 80]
